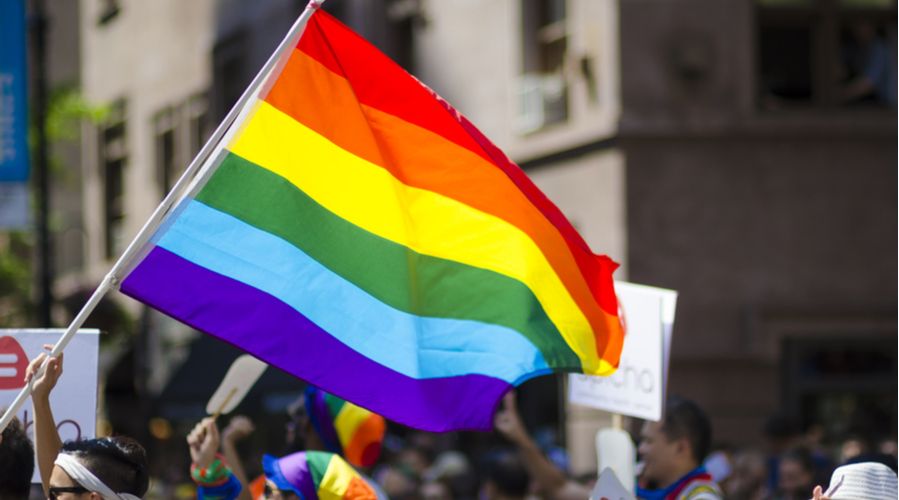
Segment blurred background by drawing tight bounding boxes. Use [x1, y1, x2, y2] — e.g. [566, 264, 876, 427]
[1, 0, 895, 496]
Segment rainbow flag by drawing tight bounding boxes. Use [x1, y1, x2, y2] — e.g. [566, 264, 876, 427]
[121, 9, 623, 431]
[264, 451, 375, 500]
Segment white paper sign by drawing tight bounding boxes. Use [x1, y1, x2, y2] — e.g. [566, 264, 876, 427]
[0, 329, 99, 482]
[568, 282, 677, 421]
[590, 467, 636, 500]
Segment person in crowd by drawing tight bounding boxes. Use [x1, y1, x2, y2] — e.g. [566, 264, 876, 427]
[479, 452, 529, 500]
[761, 414, 801, 493]
[723, 449, 769, 500]
[198, 386, 387, 500]
[838, 434, 868, 464]
[0, 415, 34, 500]
[493, 391, 587, 500]
[419, 479, 453, 500]
[840, 20, 897, 105]
[811, 461, 898, 500]
[188, 417, 376, 500]
[25, 349, 150, 499]
[496, 391, 722, 499]
[634, 397, 722, 499]
[772, 448, 815, 500]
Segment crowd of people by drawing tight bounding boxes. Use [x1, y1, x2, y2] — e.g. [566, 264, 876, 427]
[1, 350, 896, 500]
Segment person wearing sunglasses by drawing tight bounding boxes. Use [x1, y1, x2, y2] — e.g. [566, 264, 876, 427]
[25, 350, 149, 500]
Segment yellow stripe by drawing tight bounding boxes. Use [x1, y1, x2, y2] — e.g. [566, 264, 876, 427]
[228, 100, 602, 371]
[317, 455, 356, 500]
[333, 403, 369, 449]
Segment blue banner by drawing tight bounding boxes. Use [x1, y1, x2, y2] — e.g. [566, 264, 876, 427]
[0, 0, 30, 228]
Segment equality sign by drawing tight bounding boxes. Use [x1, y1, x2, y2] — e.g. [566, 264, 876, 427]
[0, 329, 99, 482]
[568, 282, 677, 421]
[0, 0, 31, 228]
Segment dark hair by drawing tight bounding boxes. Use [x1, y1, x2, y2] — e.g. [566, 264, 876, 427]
[661, 397, 712, 463]
[485, 451, 529, 498]
[0, 417, 34, 499]
[60, 436, 149, 496]
[780, 447, 815, 473]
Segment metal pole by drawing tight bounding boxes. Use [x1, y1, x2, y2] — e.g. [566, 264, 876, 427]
[32, 0, 53, 327]
[0, 0, 326, 435]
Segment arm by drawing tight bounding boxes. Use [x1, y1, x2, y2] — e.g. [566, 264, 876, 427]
[188, 417, 243, 500]
[221, 416, 255, 500]
[494, 392, 589, 500]
[25, 349, 64, 495]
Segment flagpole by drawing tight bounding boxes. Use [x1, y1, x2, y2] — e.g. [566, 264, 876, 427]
[0, 0, 326, 435]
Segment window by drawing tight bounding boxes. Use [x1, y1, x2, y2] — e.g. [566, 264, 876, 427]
[782, 336, 897, 439]
[100, 100, 127, 260]
[518, 0, 569, 133]
[187, 93, 209, 157]
[757, 0, 897, 108]
[212, 31, 249, 122]
[154, 109, 176, 197]
[384, 0, 419, 72]
[153, 93, 209, 201]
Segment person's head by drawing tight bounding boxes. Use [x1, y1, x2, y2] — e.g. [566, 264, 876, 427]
[262, 450, 375, 500]
[481, 452, 529, 500]
[777, 448, 815, 500]
[849, 20, 878, 44]
[820, 461, 898, 500]
[840, 434, 869, 463]
[0, 416, 34, 500]
[725, 449, 768, 499]
[295, 386, 386, 468]
[638, 397, 712, 488]
[50, 436, 148, 499]
[420, 480, 453, 500]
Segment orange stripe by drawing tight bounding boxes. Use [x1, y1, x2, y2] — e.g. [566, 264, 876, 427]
[343, 413, 385, 468]
[263, 48, 620, 364]
[343, 477, 376, 500]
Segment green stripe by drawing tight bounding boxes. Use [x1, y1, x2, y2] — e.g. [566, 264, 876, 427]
[324, 392, 346, 419]
[306, 451, 332, 489]
[195, 153, 582, 370]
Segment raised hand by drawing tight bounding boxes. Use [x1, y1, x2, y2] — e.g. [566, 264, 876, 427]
[187, 417, 220, 468]
[25, 345, 64, 402]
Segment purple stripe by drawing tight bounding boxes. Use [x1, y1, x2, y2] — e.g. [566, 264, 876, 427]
[306, 389, 341, 454]
[121, 246, 511, 431]
[279, 453, 318, 500]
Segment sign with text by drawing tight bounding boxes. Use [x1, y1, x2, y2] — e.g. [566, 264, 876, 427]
[0, 329, 99, 482]
[568, 282, 677, 421]
[0, 0, 31, 228]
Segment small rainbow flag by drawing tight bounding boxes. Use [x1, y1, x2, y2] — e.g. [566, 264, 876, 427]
[304, 387, 385, 468]
[263, 451, 375, 500]
[121, 8, 623, 431]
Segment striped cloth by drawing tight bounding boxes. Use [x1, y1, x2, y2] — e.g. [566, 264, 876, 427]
[121, 9, 623, 432]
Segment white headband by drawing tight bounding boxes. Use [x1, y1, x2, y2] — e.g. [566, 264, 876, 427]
[54, 453, 142, 500]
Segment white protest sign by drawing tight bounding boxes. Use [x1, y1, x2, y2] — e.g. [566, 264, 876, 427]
[206, 354, 267, 416]
[0, 329, 99, 482]
[590, 467, 636, 500]
[568, 282, 677, 421]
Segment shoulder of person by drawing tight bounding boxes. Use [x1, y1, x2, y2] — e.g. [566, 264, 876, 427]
[678, 479, 723, 500]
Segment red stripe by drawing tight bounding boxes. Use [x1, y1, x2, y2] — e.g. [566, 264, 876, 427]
[296, 11, 620, 323]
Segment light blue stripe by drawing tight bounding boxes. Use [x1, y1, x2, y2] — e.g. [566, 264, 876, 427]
[156, 200, 550, 382]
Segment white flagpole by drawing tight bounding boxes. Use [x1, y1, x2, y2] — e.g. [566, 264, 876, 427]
[0, 0, 327, 434]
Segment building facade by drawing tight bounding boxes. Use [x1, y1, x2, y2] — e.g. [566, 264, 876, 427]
[620, 0, 897, 446]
